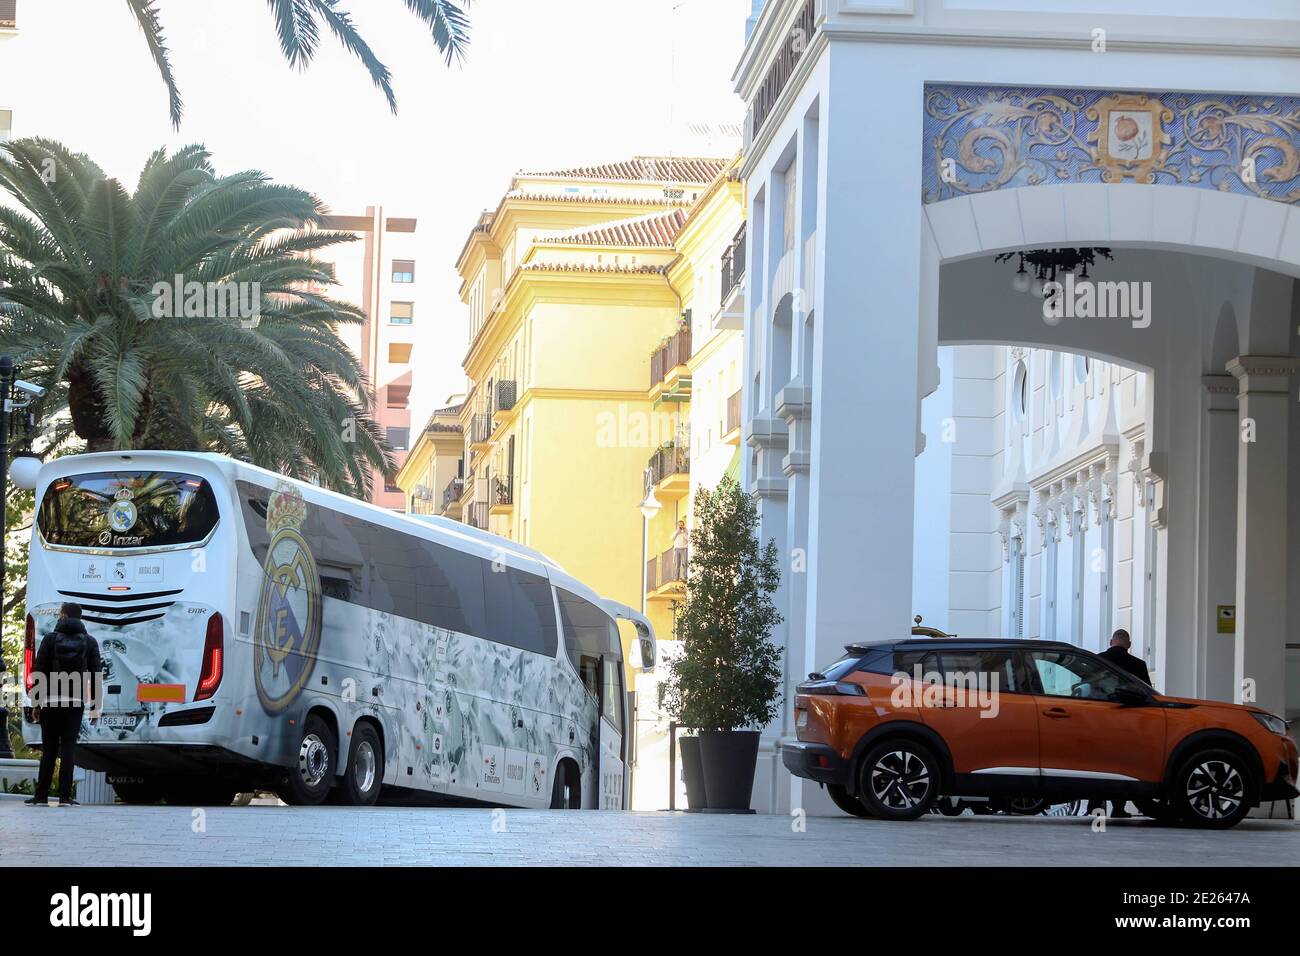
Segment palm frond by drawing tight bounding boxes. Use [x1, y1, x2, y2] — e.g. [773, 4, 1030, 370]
[123, 0, 184, 129]
[308, 0, 397, 112]
[402, 0, 473, 65]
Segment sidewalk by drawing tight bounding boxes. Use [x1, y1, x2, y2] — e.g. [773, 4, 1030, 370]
[1, 802, 1296, 866]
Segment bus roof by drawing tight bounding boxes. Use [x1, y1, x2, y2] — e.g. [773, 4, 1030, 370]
[29, 450, 577, 582]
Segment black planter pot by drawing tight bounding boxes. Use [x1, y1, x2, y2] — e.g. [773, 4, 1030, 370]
[698, 730, 760, 812]
[679, 735, 708, 811]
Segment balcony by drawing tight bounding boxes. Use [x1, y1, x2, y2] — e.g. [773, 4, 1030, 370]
[649, 326, 692, 401]
[646, 547, 687, 602]
[714, 226, 746, 332]
[725, 389, 742, 445]
[647, 444, 689, 499]
[721, 224, 745, 306]
[490, 475, 514, 515]
[469, 413, 493, 452]
[441, 477, 465, 517]
[494, 380, 518, 414]
[467, 501, 489, 530]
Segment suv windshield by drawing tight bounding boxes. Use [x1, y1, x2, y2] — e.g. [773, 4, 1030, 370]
[38, 471, 220, 550]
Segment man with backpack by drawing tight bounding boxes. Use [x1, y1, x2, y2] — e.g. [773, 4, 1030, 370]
[26, 602, 101, 807]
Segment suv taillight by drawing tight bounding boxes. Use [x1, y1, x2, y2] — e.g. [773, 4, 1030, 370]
[797, 679, 866, 696]
[194, 612, 224, 701]
[23, 614, 35, 691]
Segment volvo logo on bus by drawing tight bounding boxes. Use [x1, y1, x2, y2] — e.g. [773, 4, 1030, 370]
[253, 485, 322, 714]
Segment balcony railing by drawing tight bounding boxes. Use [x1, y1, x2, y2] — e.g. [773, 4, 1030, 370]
[467, 502, 489, 530]
[442, 477, 464, 510]
[470, 413, 493, 445]
[647, 547, 688, 592]
[650, 327, 692, 389]
[493, 475, 514, 507]
[647, 445, 689, 486]
[495, 380, 517, 413]
[726, 389, 742, 435]
[721, 224, 746, 307]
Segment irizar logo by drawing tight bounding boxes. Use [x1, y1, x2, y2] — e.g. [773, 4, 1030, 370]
[49, 886, 151, 936]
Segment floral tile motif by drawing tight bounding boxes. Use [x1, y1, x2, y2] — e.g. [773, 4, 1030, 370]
[922, 84, 1300, 206]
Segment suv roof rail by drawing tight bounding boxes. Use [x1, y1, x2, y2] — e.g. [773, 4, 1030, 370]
[911, 614, 955, 638]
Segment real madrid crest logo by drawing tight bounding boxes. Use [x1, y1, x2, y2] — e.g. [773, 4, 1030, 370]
[108, 488, 138, 533]
[253, 484, 322, 714]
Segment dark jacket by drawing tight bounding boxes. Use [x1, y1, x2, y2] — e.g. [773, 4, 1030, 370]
[32, 617, 102, 708]
[1099, 644, 1151, 686]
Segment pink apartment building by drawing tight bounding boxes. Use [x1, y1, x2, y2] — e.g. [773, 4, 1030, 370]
[320, 207, 423, 511]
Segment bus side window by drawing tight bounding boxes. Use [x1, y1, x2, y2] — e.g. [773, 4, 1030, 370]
[579, 655, 600, 702]
[601, 659, 622, 728]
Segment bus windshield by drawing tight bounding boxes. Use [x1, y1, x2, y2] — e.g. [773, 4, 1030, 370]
[37, 471, 220, 550]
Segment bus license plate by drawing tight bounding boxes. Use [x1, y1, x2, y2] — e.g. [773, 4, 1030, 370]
[101, 714, 139, 729]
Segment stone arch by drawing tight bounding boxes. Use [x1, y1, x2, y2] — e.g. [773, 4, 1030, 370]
[924, 184, 1300, 280]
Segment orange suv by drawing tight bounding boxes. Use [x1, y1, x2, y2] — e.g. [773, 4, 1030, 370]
[782, 638, 1298, 828]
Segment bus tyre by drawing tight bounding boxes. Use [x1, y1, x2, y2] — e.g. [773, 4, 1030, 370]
[858, 739, 940, 821]
[550, 761, 580, 809]
[280, 715, 337, 806]
[112, 779, 164, 805]
[339, 723, 383, 807]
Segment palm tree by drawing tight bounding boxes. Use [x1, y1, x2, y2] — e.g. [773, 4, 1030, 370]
[0, 137, 393, 497]
[124, 0, 473, 128]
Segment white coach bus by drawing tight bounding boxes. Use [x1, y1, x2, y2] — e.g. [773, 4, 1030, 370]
[19, 451, 655, 808]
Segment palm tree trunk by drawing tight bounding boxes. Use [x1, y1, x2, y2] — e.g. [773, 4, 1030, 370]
[66, 358, 114, 451]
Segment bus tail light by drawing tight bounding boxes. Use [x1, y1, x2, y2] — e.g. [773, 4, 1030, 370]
[194, 612, 224, 701]
[23, 614, 35, 691]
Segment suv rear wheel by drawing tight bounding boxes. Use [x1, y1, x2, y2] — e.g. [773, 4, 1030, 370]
[827, 783, 873, 818]
[858, 739, 940, 821]
[1171, 748, 1252, 829]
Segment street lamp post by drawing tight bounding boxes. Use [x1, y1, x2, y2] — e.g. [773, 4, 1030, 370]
[638, 470, 662, 616]
[0, 355, 15, 759]
[0, 355, 39, 760]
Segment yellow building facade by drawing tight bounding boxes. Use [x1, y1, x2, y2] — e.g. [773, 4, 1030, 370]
[448, 157, 729, 619]
[394, 156, 746, 809]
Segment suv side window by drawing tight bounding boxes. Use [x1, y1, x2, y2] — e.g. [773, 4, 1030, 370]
[1028, 650, 1133, 701]
[890, 650, 939, 679]
[936, 650, 1023, 694]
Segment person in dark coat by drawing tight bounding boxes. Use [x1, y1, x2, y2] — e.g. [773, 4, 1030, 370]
[1099, 628, 1152, 686]
[26, 603, 101, 807]
[1088, 628, 1151, 819]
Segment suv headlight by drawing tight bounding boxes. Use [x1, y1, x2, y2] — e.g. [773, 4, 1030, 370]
[1251, 712, 1289, 736]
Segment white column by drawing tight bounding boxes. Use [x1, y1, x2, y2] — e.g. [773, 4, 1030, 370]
[1226, 356, 1297, 717]
[1199, 375, 1238, 702]
[799, 52, 921, 811]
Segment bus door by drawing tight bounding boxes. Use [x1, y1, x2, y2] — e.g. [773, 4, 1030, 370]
[598, 656, 626, 809]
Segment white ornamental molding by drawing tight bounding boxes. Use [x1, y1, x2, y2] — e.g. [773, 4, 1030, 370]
[997, 499, 1029, 563]
[1128, 436, 1146, 494]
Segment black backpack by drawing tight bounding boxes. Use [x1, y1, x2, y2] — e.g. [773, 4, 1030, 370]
[52, 629, 90, 675]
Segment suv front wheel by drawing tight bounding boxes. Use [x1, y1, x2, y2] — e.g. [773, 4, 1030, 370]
[1171, 748, 1253, 829]
[858, 739, 940, 821]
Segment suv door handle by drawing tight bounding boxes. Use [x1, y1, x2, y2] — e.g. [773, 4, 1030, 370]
[1042, 707, 1071, 718]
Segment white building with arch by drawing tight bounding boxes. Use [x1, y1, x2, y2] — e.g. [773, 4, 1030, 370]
[735, 0, 1300, 814]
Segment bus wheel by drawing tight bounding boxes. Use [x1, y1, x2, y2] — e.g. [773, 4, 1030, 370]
[112, 779, 164, 805]
[279, 715, 337, 806]
[339, 723, 383, 806]
[550, 761, 580, 809]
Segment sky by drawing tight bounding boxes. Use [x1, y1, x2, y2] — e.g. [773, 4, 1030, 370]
[0, 0, 751, 407]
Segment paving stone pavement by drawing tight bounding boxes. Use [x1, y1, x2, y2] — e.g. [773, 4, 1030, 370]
[0, 800, 1296, 866]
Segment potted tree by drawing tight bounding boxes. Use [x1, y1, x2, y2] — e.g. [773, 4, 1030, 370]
[660, 476, 782, 811]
